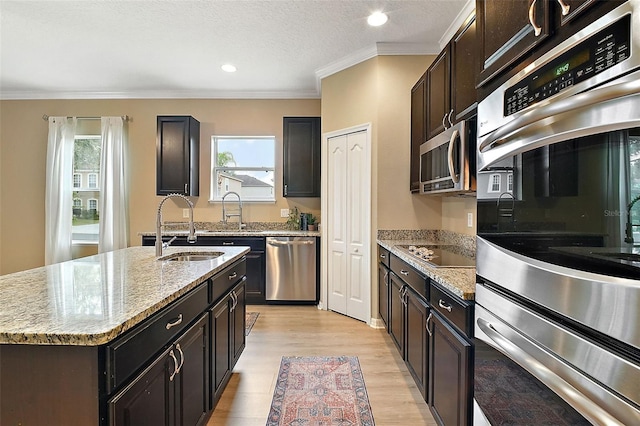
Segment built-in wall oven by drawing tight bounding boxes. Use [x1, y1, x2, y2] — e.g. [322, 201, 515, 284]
[420, 117, 477, 195]
[474, 1, 640, 425]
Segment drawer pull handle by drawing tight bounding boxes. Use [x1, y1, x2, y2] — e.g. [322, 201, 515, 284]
[380, 254, 386, 259]
[529, 0, 542, 37]
[557, 0, 570, 16]
[175, 343, 185, 375]
[426, 312, 433, 337]
[166, 314, 183, 330]
[228, 271, 238, 280]
[169, 349, 178, 381]
[438, 299, 452, 312]
[400, 270, 409, 276]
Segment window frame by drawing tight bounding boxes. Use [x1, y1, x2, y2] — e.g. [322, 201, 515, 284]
[72, 134, 101, 244]
[210, 135, 276, 203]
[88, 173, 98, 189]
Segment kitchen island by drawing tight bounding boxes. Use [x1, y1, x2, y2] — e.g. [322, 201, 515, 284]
[0, 245, 249, 425]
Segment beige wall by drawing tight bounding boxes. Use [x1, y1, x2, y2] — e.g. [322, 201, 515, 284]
[0, 99, 320, 275]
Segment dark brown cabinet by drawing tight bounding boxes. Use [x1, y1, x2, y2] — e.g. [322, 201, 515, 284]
[157, 116, 200, 196]
[283, 117, 321, 197]
[389, 273, 405, 356]
[410, 73, 427, 193]
[108, 314, 209, 426]
[405, 288, 429, 400]
[476, 0, 551, 87]
[210, 281, 246, 409]
[377, 246, 390, 329]
[426, 48, 451, 140]
[428, 282, 474, 426]
[428, 312, 472, 426]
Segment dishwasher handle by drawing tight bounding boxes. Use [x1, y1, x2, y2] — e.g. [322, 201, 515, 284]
[267, 239, 315, 246]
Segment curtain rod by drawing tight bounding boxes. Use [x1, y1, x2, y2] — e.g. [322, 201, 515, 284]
[42, 114, 131, 121]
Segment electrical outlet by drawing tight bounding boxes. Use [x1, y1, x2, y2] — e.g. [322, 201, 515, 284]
[467, 212, 473, 228]
[281, 208, 290, 218]
[183, 209, 190, 218]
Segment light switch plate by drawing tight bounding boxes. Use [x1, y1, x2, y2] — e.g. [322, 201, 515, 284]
[467, 212, 473, 228]
[281, 208, 290, 218]
[183, 209, 190, 218]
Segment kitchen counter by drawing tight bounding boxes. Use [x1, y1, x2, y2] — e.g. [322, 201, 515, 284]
[140, 229, 321, 237]
[377, 238, 476, 300]
[0, 245, 249, 346]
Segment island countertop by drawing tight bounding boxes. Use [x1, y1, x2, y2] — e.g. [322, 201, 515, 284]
[0, 246, 249, 346]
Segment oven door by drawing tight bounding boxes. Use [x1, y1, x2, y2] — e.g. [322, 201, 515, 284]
[474, 284, 640, 426]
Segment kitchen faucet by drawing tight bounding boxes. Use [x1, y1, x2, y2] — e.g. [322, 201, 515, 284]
[624, 194, 640, 244]
[156, 193, 197, 256]
[222, 191, 245, 230]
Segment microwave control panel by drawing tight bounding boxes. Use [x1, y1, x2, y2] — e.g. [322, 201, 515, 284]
[504, 14, 631, 116]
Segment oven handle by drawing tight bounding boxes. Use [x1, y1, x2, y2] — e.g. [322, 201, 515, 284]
[478, 77, 640, 153]
[447, 129, 460, 183]
[476, 317, 625, 425]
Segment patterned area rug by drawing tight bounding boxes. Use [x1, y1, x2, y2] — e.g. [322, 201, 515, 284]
[266, 356, 375, 426]
[245, 312, 259, 336]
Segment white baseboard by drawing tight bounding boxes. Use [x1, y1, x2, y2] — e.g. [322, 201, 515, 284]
[369, 317, 386, 329]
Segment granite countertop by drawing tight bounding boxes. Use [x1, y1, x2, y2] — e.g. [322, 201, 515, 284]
[377, 238, 476, 300]
[0, 246, 249, 346]
[140, 229, 321, 237]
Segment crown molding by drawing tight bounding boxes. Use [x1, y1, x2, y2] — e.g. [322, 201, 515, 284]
[438, 0, 475, 50]
[0, 89, 321, 100]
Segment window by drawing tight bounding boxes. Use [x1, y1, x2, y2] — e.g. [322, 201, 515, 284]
[507, 173, 514, 193]
[488, 174, 501, 193]
[211, 136, 275, 202]
[73, 136, 101, 243]
[88, 173, 98, 189]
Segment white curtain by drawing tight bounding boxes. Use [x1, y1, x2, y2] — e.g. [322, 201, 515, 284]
[99, 117, 129, 253]
[45, 117, 77, 265]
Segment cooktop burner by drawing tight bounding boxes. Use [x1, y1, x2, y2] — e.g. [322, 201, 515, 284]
[396, 245, 475, 268]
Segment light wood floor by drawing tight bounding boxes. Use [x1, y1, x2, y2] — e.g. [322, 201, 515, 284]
[208, 305, 437, 425]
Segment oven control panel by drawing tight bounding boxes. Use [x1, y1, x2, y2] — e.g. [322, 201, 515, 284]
[504, 14, 631, 116]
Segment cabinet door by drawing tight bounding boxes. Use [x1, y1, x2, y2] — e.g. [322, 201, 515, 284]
[283, 117, 321, 197]
[175, 314, 209, 426]
[377, 263, 389, 329]
[231, 282, 246, 367]
[476, 0, 550, 87]
[410, 73, 427, 192]
[108, 346, 175, 426]
[210, 296, 231, 407]
[157, 116, 200, 196]
[428, 312, 472, 426]
[389, 273, 405, 357]
[405, 289, 429, 401]
[558, 0, 598, 26]
[451, 14, 477, 124]
[244, 251, 266, 304]
[426, 47, 451, 140]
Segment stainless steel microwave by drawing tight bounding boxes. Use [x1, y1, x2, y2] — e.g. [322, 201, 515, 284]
[419, 117, 476, 195]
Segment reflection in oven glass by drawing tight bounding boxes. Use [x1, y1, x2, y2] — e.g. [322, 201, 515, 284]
[474, 342, 590, 426]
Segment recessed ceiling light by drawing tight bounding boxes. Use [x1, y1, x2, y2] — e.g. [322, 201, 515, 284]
[367, 11, 388, 27]
[221, 64, 237, 73]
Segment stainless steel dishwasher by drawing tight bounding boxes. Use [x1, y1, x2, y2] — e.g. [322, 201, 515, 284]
[265, 236, 317, 302]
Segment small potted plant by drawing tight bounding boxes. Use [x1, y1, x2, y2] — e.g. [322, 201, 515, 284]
[306, 214, 317, 231]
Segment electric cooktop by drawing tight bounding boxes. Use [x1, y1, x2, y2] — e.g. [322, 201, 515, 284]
[396, 245, 475, 268]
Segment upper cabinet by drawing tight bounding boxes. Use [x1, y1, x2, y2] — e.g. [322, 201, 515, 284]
[426, 13, 477, 141]
[410, 73, 427, 193]
[156, 116, 200, 196]
[283, 117, 321, 198]
[476, 0, 551, 87]
[476, 0, 621, 89]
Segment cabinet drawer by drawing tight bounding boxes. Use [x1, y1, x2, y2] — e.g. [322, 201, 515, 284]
[198, 236, 265, 251]
[390, 254, 428, 299]
[378, 245, 390, 268]
[106, 283, 209, 393]
[430, 282, 473, 338]
[210, 258, 246, 304]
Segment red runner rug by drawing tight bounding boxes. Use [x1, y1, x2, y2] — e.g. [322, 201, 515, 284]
[266, 355, 375, 425]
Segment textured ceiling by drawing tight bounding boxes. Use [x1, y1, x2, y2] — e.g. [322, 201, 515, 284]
[0, 0, 471, 99]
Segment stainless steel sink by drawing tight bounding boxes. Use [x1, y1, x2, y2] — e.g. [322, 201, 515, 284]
[160, 252, 224, 261]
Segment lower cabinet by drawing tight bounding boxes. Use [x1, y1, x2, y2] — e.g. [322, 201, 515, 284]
[428, 311, 472, 426]
[388, 272, 405, 356]
[210, 280, 246, 409]
[108, 314, 209, 426]
[405, 288, 429, 400]
[377, 246, 390, 329]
